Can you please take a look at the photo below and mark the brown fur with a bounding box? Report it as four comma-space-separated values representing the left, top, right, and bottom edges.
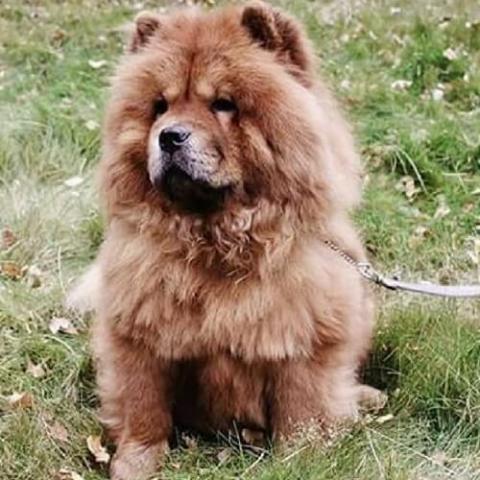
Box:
81, 2, 376, 478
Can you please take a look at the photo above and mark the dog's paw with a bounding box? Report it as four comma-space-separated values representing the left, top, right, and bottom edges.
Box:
356, 385, 388, 412
241, 428, 266, 447
110, 440, 168, 480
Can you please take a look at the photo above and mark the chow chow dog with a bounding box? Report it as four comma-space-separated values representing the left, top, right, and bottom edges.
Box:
70, 1, 381, 478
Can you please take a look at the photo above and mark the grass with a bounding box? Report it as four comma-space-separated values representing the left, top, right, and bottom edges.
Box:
1, 0, 480, 478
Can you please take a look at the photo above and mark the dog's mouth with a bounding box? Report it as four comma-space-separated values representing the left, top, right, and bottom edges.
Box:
161, 165, 231, 215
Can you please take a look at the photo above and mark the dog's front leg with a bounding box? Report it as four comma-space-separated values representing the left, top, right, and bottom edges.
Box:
269, 356, 362, 443
104, 336, 173, 480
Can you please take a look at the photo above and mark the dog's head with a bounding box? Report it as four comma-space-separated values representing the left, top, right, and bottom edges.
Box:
101, 2, 361, 261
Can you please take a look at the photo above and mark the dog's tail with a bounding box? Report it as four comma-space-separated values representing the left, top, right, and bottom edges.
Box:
65, 262, 102, 314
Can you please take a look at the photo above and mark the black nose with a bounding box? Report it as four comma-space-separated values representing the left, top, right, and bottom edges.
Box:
159, 125, 191, 153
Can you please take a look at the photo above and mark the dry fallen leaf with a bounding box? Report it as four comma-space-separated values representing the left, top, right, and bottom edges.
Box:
84, 120, 99, 131
391, 79, 412, 91
56, 469, 84, 480
51, 28, 67, 43
64, 176, 84, 188
431, 449, 448, 466
395, 176, 419, 201
69, 473, 84, 480
1, 261, 23, 280
217, 447, 232, 464
443, 48, 459, 61
431, 85, 445, 101
376, 413, 394, 424
467, 238, 480, 266
433, 196, 451, 220
49, 317, 78, 335
46, 421, 69, 443
2, 228, 16, 248
27, 361, 46, 379
434, 204, 451, 219
87, 435, 110, 464
409, 225, 429, 248
88, 59, 108, 69
182, 433, 198, 450
7, 391, 34, 409
24, 264, 43, 288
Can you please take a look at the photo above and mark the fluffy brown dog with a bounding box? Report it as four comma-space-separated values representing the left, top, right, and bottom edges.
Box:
73, 2, 379, 478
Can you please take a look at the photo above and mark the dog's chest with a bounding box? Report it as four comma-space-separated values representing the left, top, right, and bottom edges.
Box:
115, 267, 316, 361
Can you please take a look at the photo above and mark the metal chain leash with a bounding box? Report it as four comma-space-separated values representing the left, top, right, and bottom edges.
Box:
324, 240, 480, 298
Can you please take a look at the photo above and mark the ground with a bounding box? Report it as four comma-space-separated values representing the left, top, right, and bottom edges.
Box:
0, 0, 480, 479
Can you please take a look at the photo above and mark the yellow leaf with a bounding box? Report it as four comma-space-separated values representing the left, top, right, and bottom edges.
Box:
86, 435, 110, 464
1, 261, 23, 280
7, 391, 34, 409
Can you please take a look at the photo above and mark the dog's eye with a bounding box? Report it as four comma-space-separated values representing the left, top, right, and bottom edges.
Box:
153, 98, 168, 116
211, 98, 237, 113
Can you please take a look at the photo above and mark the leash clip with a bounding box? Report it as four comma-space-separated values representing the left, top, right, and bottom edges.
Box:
356, 263, 383, 285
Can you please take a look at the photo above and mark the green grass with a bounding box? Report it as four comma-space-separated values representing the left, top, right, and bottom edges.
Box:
1, 0, 480, 478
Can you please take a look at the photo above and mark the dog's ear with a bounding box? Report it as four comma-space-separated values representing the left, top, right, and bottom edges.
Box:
241, 1, 279, 50
129, 11, 162, 52
241, 1, 314, 81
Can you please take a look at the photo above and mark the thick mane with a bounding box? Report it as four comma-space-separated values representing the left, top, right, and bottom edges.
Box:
98, 4, 362, 276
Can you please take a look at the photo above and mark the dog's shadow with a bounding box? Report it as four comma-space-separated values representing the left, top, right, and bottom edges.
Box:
362, 342, 400, 394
